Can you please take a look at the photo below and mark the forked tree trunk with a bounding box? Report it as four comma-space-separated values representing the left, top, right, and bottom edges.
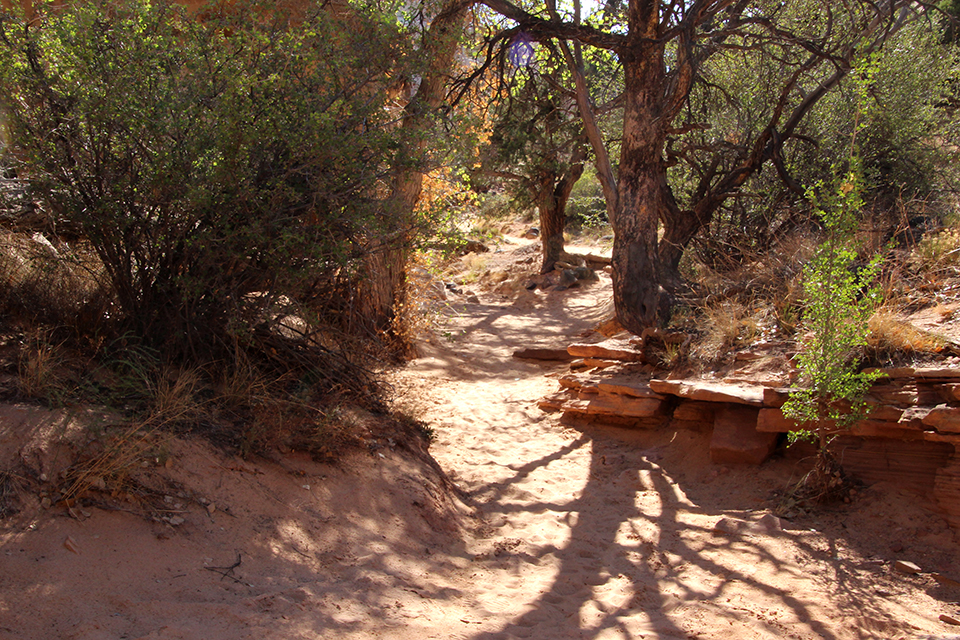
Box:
536, 145, 586, 274
657, 201, 703, 291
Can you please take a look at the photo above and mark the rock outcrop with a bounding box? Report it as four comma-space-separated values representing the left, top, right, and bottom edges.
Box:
537, 342, 960, 529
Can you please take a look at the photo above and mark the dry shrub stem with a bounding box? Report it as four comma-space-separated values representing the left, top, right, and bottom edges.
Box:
777, 450, 852, 515
0, 470, 25, 518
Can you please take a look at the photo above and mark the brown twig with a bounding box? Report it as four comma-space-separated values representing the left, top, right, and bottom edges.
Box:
204, 551, 243, 583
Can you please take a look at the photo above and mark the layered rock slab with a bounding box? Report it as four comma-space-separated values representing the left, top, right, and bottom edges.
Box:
538, 373, 668, 426
538, 357, 960, 528
709, 405, 777, 465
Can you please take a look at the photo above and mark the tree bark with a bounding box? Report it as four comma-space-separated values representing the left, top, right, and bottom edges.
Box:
537, 142, 587, 273
658, 200, 704, 289
611, 0, 669, 333
360, 0, 471, 342
538, 186, 566, 274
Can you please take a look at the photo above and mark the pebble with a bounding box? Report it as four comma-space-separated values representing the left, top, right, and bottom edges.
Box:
63, 536, 80, 554
941, 614, 960, 626
893, 560, 922, 575
167, 516, 185, 526
712, 518, 739, 535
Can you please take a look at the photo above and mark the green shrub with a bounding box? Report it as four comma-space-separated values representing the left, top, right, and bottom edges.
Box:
0, 0, 408, 361
782, 59, 886, 453
566, 169, 607, 230
781, 159, 885, 449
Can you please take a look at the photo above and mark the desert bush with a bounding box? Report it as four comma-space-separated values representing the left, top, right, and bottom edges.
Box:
677, 15, 960, 264
0, 0, 408, 363
0, 0, 420, 463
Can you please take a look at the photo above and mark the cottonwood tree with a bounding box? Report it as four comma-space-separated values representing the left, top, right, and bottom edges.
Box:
473, 0, 932, 332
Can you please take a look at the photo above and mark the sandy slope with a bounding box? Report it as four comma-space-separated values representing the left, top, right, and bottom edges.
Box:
1, 238, 959, 640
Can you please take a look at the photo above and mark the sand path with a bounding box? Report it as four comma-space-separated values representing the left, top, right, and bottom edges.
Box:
0, 243, 956, 639
390, 260, 955, 640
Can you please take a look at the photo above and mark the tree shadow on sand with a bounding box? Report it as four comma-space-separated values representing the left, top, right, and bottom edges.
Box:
462, 421, 912, 640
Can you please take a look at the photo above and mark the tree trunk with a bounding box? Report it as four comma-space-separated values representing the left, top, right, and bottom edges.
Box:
360, 0, 470, 341
658, 201, 704, 291
611, 2, 669, 334
537, 144, 586, 274
611, 162, 668, 332
538, 187, 566, 274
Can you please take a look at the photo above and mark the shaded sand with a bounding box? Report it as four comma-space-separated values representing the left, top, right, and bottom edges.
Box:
2, 240, 959, 639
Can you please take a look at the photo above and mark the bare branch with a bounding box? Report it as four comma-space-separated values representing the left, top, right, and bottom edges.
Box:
477, 0, 629, 50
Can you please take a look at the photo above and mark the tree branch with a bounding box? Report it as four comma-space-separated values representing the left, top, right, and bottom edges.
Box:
477, 0, 629, 50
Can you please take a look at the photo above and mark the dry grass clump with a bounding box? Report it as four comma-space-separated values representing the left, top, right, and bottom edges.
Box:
58, 421, 171, 507
682, 234, 815, 360
17, 330, 72, 401
0, 230, 112, 337
693, 301, 758, 359
469, 217, 507, 241
461, 252, 490, 283
772, 275, 804, 337
150, 367, 211, 427
910, 226, 960, 273
0, 470, 26, 518
866, 308, 950, 360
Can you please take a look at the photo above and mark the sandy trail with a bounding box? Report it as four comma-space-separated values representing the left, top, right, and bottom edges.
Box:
0, 242, 957, 639
392, 262, 956, 640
